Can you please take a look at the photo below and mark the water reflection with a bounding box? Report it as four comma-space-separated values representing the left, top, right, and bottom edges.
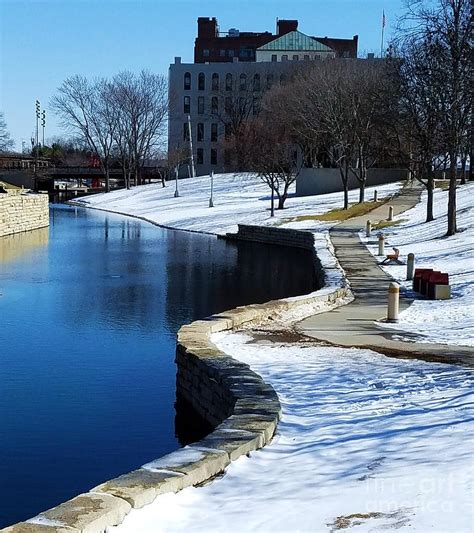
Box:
0, 205, 316, 528
0, 226, 49, 264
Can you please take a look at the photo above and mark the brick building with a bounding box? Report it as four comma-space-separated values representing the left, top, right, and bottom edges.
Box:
169, 18, 359, 177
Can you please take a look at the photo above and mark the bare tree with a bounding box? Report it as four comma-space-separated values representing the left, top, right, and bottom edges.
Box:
0, 112, 14, 152
51, 76, 116, 192
396, 0, 471, 235
111, 71, 168, 186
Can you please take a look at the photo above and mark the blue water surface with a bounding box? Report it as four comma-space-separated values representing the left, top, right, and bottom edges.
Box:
0, 205, 315, 527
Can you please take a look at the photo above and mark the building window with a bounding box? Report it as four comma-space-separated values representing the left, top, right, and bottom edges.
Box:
197, 148, 204, 165
225, 96, 232, 113
220, 49, 226, 57
211, 123, 218, 142
203, 49, 210, 57
304, 54, 310, 60
314, 54, 321, 60
225, 123, 232, 138
253, 73, 260, 91
228, 49, 234, 57
198, 73, 205, 91
226, 73, 233, 91
281, 54, 288, 61
293, 54, 299, 61
212, 73, 219, 91
271, 54, 277, 62
198, 96, 204, 114
343, 51, 350, 58
184, 72, 191, 90
239, 73, 247, 91
210, 148, 217, 165
183, 96, 190, 114
238, 96, 246, 113
183, 123, 189, 141
211, 96, 218, 114
266, 74, 273, 89
197, 122, 204, 142
280, 74, 286, 86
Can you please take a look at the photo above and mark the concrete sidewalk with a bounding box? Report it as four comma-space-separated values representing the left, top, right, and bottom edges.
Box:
298, 185, 474, 367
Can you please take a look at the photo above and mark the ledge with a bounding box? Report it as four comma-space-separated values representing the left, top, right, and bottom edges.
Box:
5, 226, 350, 533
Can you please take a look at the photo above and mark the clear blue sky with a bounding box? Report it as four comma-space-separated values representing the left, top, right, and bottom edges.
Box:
0, 0, 406, 150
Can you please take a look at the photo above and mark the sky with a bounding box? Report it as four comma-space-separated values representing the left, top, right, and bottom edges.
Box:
0, 0, 406, 150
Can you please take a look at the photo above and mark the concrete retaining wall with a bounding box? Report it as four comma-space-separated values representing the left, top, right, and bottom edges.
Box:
5, 226, 349, 533
296, 167, 409, 197
0, 192, 49, 237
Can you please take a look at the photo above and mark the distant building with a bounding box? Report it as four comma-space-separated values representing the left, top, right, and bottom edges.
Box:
169, 18, 359, 176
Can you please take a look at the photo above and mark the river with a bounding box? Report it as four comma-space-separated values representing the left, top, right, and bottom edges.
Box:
0, 205, 317, 527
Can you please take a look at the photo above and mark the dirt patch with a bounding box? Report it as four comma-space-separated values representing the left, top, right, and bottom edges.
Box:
328, 509, 411, 530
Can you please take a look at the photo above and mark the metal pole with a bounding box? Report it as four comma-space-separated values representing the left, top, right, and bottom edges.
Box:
209, 170, 214, 207
174, 166, 179, 198
187, 115, 195, 178
41, 110, 46, 147
35, 100, 40, 192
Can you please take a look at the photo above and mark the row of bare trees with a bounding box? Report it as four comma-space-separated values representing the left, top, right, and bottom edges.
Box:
51, 70, 168, 191
225, 0, 470, 234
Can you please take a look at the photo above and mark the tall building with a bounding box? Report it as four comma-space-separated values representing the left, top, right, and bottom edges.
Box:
169, 18, 359, 177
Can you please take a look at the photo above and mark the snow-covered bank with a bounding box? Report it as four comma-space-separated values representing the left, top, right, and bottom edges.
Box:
362, 183, 474, 347
75, 173, 399, 237
111, 332, 474, 533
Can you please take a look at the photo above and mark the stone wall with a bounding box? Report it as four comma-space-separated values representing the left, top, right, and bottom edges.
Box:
296, 167, 409, 197
0, 192, 49, 237
5, 225, 350, 533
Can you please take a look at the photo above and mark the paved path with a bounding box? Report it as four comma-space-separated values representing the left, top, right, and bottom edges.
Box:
298, 185, 474, 367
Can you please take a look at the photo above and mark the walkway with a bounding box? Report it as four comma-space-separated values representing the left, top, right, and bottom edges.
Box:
298, 185, 474, 367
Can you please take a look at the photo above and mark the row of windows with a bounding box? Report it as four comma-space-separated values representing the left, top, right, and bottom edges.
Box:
183, 94, 264, 115
183, 122, 220, 142
201, 48, 254, 59
196, 148, 218, 165
184, 72, 276, 92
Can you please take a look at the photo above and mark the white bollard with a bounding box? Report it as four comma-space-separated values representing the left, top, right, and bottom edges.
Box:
378, 234, 385, 256
387, 282, 400, 322
406, 253, 415, 281
366, 220, 372, 237
388, 206, 394, 221
373, 189, 378, 202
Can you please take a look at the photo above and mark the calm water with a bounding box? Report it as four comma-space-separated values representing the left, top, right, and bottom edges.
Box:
0, 205, 316, 527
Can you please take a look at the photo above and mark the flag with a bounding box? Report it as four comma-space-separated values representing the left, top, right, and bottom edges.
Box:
382, 10, 386, 28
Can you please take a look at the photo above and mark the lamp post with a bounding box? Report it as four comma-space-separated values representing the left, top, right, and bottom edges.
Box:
41, 110, 46, 147
209, 170, 214, 207
35, 100, 40, 191
174, 166, 179, 197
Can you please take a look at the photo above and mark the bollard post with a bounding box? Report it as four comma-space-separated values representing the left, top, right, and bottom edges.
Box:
387, 282, 400, 322
388, 206, 394, 221
373, 189, 378, 202
406, 253, 415, 281
366, 220, 371, 237
378, 234, 385, 256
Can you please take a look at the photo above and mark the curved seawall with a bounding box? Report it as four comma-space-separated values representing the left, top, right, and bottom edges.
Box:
5, 225, 350, 533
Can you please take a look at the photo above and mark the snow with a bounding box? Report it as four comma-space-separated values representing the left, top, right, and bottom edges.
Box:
111, 332, 474, 533
362, 183, 474, 347
74, 173, 399, 238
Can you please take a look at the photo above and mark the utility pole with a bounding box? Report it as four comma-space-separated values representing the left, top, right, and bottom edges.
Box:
35, 100, 40, 192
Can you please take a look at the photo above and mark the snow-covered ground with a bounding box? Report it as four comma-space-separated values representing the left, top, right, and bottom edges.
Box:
75, 173, 398, 237
112, 333, 474, 533
362, 183, 474, 347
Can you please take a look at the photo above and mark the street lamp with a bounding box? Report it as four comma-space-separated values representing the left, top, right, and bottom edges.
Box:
209, 170, 214, 207
41, 110, 46, 147
174, 166, 179, 197
34, 100, 40, 191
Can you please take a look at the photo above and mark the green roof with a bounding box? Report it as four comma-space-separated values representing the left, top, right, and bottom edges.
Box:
257, 31, 333, 52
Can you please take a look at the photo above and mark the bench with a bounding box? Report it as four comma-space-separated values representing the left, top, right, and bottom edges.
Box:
413, 268, 433, 292
380, 247, 403, 265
